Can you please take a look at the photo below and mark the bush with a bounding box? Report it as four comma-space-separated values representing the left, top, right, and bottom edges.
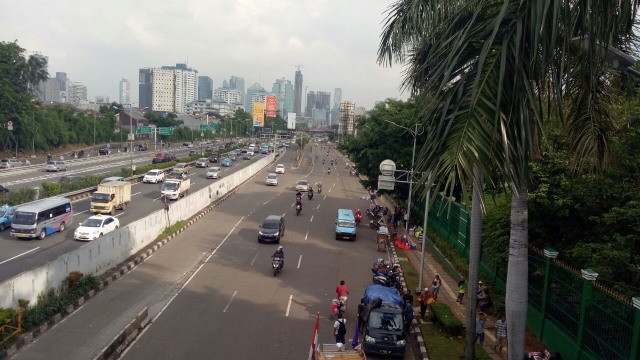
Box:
429, 302, 463, 336
0, 188, 37, 205
41, 182, 62, 197
0, 308, 15, 324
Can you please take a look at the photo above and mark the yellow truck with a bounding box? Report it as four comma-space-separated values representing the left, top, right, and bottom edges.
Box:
90, 181, 132, 215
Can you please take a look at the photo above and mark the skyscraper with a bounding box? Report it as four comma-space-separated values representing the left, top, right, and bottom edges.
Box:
294, 69, 303, 116
245, 83, 266, 115
333, 88, 342, 110
138, 69, 152, 109
229, 76, 245, 105
119, 78, 130, 104
67, 82, 87, 106
271, 78, 294, 116
305, 91, 316, 117
316, 91, 331, 111
198, 76, 213, 101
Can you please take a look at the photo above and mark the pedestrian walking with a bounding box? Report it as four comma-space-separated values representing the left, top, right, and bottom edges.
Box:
334, 313, 347, 345
432, 275, 442, 301
402, 290, 414, 306
475, 312, 487, 346
494, 314, 507, 353
419, 287, 430, 320
403, 299, 414, 330
357, 298, 365, 332
456, 278, 466, 303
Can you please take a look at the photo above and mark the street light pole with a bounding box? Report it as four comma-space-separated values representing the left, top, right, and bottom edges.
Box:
93, 112, 96, 146
129, 104, 134, 175
382, 119, 423, 230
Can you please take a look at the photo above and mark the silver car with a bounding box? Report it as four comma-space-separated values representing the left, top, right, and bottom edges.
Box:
195, 158, 209, 168
0, 159, 24, 169
44, 161, 67, 172
206, 167, 221, 179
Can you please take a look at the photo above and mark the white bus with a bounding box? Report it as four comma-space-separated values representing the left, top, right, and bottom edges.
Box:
11, 197, 73, 240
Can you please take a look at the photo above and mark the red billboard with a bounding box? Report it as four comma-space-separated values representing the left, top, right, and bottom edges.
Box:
266, 95, 277, 117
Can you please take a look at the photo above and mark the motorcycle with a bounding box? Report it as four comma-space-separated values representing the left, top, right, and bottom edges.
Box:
331, 296, 348, 317
317, 185, 322, 194
272, 257, 283, 276
307, 191, 313, 200
296, 203, 302, 216
327, 168, 331, 174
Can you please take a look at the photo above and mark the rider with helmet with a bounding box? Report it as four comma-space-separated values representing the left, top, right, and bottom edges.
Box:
273, 246, 284, 268
296, 191, 302, 204
317, 182, 322, 193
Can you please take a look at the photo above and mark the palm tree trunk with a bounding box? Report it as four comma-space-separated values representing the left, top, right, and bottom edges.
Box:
465, 166, 484, 359
506, 187, 529, 359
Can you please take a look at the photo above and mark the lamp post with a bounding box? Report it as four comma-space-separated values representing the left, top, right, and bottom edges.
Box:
93, 112, 96, 146
382, 119, 424, 230
129, 104, 134, 175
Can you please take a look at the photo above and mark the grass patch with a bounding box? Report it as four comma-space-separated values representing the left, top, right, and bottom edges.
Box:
156, 220, 187, 240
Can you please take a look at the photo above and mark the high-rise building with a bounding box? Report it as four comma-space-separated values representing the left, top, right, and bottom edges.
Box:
229, 76, 245, 104
316, 91, 331, 111
339, 101, 355, 136
214, 88, 242, 104
67, 82, 87, 106
141, 63, 198, 113
294, 69, 303, 116
56, 72, 68, 102
40, 78, 62, 103
333, 88, 342, 110
119, 78, 130, 104
138, 69, 152, 109
246, 83, 266, 115
271, 78, 294, 116
95, 95, 110, 104
305, 91, 316, 117
198, 76, 213, 101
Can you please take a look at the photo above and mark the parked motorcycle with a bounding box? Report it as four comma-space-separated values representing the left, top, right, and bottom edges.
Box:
272, 257, 283, 276
296, 203, 302, 216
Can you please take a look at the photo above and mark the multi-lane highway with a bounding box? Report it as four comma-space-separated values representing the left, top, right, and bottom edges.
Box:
0, 145, 265, 282
13, 144, 418, 360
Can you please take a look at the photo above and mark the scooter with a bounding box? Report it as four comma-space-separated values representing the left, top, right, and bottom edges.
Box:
307, 191, 313, 200
318, 185, 322, 194
272, 257, 283, 277
296, 203, 302, 216
331, 296, 348, 317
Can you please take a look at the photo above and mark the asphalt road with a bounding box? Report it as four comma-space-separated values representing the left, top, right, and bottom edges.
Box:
13, 144, 418, 360
0, 146, 265, 282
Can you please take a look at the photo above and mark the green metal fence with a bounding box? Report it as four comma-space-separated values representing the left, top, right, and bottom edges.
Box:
426, 194, 640, 360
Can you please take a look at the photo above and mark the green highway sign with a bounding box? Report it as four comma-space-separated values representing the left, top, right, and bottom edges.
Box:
136, 126, 152, 134
158, 127, 173, 135
199, 124, 219, 131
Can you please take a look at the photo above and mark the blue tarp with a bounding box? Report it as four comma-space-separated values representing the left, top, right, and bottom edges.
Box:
363, 284, 403, 306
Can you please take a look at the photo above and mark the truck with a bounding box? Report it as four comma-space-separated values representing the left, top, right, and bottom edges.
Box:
90, 181, 132, 215
361, 285, 406, 358
161, 178, 190, 200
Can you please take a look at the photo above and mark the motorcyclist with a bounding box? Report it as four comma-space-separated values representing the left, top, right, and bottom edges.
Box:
307, 187, 314, 199
272, 246, 284, 269
296, 191, 302, 204
317, 182, 322, 193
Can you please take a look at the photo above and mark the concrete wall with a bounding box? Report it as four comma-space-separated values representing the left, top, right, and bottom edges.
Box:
0, 153, 275, 308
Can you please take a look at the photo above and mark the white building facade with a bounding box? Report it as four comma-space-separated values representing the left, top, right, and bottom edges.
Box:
214, 88, 242, 104
149, 64, 197, 114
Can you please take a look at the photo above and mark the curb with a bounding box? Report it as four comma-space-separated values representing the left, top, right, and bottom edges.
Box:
1, 155, 277, 359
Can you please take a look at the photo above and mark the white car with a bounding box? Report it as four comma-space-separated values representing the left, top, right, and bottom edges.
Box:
275, 164, 285, 174
0, 159, 24, 169
101, 176, 125, 184
74, 215, 120, 241
295, 179, 309, 192
206, 167, 221, 179
143, 169, 165, 183
195, 158, 209, 168
266, 173, 278, 186
44, 161, 67, 172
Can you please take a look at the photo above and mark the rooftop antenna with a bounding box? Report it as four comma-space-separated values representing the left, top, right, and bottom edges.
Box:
294, 64, 303, 71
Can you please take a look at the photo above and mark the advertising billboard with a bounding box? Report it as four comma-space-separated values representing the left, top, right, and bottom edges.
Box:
253, 102, 265, 127
286, 113, 296, 130
265, 95, 277, 118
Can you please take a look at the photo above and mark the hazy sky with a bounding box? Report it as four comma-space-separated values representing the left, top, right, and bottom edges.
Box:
2, 0, 408, 110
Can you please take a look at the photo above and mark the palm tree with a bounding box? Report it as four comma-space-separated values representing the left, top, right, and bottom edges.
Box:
378, 0, 638, 358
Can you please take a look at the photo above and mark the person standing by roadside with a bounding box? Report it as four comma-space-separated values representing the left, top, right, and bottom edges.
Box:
357, 298, 366, 332
456, 278, 466, 303
334, 313, 347, 345
431, 275, 442, 301
475, 312, 487, 346
403, 299, 414, 330
419, 287, 430, 320
494, 314, 507, 354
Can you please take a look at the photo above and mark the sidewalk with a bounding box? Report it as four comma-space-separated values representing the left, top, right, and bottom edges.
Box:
376, 195, 506, 360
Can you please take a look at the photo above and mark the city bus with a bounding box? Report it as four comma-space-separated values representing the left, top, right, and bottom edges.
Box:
10, 197, 73, 240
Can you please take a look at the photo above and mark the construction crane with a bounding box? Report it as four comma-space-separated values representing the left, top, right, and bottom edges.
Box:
294, 64, 304, 71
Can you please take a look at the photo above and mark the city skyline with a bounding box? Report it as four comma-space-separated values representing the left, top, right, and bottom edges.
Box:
1, 0, 406, 111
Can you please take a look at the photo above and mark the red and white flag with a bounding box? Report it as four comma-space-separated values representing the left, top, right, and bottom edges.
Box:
308, 313, 320, 360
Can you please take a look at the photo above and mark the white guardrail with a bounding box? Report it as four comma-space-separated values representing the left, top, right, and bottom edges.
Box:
0, 153, 276, 308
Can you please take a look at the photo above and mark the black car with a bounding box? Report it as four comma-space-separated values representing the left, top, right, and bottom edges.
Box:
235, 149, 243, 155
98, 148, 111, 155
258, 215, 285, 243
208, 154, 219, 163
138, 144, 149, 151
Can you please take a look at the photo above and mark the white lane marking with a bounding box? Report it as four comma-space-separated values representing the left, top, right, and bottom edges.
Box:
235, 217, 244, 227
323, 196, 327, 200
0, 247, 40, 265
291, 202, 294, 207
152, 195, 163, 201
223, 290, 238, 313
282, 212, 286, 218
297, 255, 302, 269
132, 192, 141, 196
328, 189, 332, 193
250, 252, 259, 267
333, 183, 336, 187
73, 210, 88, 217
154, 215, 244, 322
310, 215, 314, 222
304, 231, 308, 241
114, 212, 125, 218
285, 295, 293, 317
316, 204, 320, 209
263, 201, 269, 205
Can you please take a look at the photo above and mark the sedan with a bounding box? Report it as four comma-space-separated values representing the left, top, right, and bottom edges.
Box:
206, 167, 221, 179
209, 155, 219, 163
101, 176, 125, 184
221, 158, 233, 167
295, 179, 309, 192
143, 170, 165, 183
266, 173, 278, 186
275, 164, 285, 174
44, 161, 67, 172
74, 215, 120, 241
0, 159, 24, 169
195, 158, 209, 168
